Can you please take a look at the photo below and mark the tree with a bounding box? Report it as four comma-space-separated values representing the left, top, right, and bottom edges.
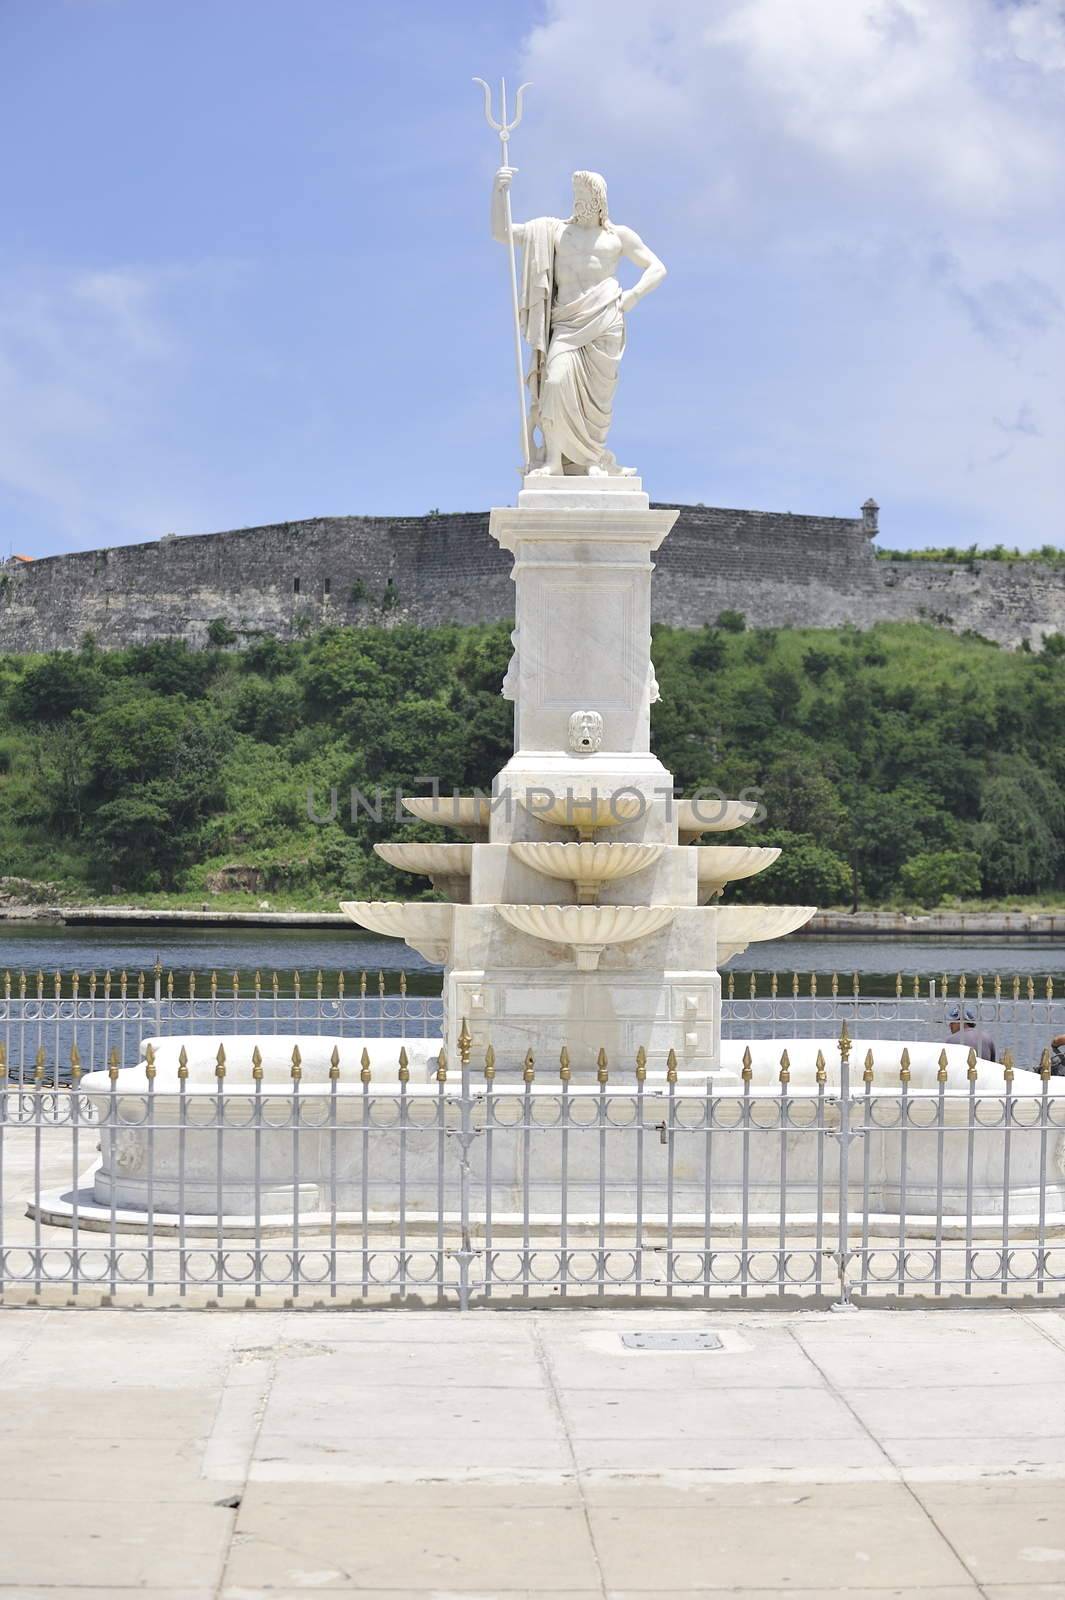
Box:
206, 617, 237, 648
899, 850, 982, 906
976, 756, 1064, 895
8, 654, 103, 722
716, 609, 746, 633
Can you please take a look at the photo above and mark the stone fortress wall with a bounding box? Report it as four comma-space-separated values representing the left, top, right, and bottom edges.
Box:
0, 499, 1061, 651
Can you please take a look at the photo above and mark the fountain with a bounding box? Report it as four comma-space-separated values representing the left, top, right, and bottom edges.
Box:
340, 469, 815, 1075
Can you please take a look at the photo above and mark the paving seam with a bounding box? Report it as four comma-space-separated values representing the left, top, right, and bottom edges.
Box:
787, 1321, 988, 1594
532, 1315, 609, 1600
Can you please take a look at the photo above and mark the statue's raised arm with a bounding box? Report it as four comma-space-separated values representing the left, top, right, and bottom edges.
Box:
491, 166, 526, 245
490, 166, 667, 477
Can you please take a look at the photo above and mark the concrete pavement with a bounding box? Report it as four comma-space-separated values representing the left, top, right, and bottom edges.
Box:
0, 1304, 1063, 1595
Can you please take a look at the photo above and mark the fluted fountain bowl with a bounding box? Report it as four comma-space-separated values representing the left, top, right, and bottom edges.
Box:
520, 794, 645, 839
375, 843, 473, 901
497, 903, 675, 971
714, 903, 817, 964
339, 901, 455, 963
695, 845, 781, 901
510, 841, 664, 903
677, 798, 758, 841
401, 796, 490, 839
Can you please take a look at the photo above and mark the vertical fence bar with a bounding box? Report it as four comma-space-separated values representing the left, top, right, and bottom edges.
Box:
964, 1047, 977, 1295
557, 1047, 568, 1301
522, 1050, 534, 1300
215, 1046, 226, 1300
1036, 1049, 1051, 1295
666, 1048, 678, 1300
398, 1046, 408, 1298
814, 1050, 826, 1297
739, 1047, 751, 1300
484, 1045, 496, 1301
291, 1046, 302, 1301
145, 1044, 156, 1298
328, 1045, 339, 1298
456, 1021, 473, 1313
777, 1050, 790, 1299
1000, 1051, 1014, 1297
596, 1048, 608, 1301
896, 1049, 910, 1298
435, 1046, 447, 1305
934, 1049, 948, 1297
178, 1047, 189, 1300
107, 1049, 119, 1298
635, 1047, 647, 1299
833, 1025, 855, 1310
360, 1048, 371, 1302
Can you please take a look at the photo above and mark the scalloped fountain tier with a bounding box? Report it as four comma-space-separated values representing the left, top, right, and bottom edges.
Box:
677, 798, 759, 841
375, 842, 473, 901
519, 793, 645, 840
510, 841, 663, 903
401, 796, 490, 839
496, 903, 676, 971
695, 845, 781, 901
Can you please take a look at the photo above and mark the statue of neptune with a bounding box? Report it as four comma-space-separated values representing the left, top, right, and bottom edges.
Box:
492, 167, 666, 476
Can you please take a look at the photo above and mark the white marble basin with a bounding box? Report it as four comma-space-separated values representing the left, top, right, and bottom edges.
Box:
339, 901, 454, 963
510, 841, 664, 903
695, 845, 781, 901
375, 843, 472, 901
401, 796, 490, 839
521, 794, 645, 839
715, 903, 817, 964
497, 903, 675, 970
677, 797, 758, 841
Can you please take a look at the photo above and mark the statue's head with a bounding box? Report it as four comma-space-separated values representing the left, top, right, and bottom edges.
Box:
571, 170, 609, 227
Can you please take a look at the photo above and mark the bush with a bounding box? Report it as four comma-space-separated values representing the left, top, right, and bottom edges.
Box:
898, 849, 982, 906
716, 609, 746, 633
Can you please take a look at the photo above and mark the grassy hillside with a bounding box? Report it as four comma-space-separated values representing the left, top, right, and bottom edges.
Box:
0, 619, 1062, 911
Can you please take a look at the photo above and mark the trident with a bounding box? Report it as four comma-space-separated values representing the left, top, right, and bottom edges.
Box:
474, 76, 532, 472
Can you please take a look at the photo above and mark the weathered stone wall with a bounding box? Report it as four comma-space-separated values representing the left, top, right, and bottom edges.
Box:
0, 503, 1060, 651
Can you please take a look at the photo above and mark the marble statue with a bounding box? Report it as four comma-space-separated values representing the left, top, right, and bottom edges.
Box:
491, 167, 666, 476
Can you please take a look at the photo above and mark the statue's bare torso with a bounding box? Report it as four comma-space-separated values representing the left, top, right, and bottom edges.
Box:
552, 222, 624, 302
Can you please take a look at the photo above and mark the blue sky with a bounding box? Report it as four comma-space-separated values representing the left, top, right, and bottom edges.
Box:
1, 0, 1062, 558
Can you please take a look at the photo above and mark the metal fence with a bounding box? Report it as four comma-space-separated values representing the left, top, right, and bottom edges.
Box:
2, 1025, 1063, 1307
2, 967, 1062, 1084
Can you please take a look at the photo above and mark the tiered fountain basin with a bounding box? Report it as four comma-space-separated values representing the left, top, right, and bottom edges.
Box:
44, 1034, 1062, 1231
496, 903, 675, 971
510, 840, 664, 903
520, 793, 645, 839
375, 842, 473, 902
401, 796, 490, 839
677, 798, 759, 841
695, 845, 781, 901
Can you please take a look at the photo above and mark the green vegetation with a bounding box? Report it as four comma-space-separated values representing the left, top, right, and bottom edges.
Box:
875, 542, 1065, 566
0, 621, 1062, 911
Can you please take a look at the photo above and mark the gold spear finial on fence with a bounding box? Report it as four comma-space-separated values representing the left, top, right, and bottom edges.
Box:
863, 1049, 875, 1084
108, 1047, 120, 1083
458, 1018, 472, 1067
558, 1045, 570, 1083
144, 1042, 156, 1082
899, 1047, 911, 1085
177, 1045, 189, 1082
596, 1046, 609, 1085
216, 1043, 226, 1081
937, 1048, 949, 1084
34, 1046, 45, 1086
251, 1045, 263, 1082
667, 1046, 679, 1084
1003, 1047, 1015, 1085
779, 1048, 790, 1085
397, 1046, 410, 1084
837, 1021, 851, 1066
329, 1044, 341, 1082
70, 1043, 81, 1084
290, 1045, 302, 1081
635, 1044, 647, 1082
484, 1042, 496, 1082
815, 1048, 827, 1086
967, 1046, 978, 1082
436, 1047, 448, 1083
523, 1048, 536, 1084
741, 1045, 752, 1084
360, 1047, 372, 1084
1039, 1047, 1052, 1081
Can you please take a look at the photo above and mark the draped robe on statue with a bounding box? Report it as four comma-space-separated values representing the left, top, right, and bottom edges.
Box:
518, 217, 627, 473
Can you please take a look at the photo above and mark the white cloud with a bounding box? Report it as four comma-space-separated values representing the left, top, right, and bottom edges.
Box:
516, 0, 1065, 544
